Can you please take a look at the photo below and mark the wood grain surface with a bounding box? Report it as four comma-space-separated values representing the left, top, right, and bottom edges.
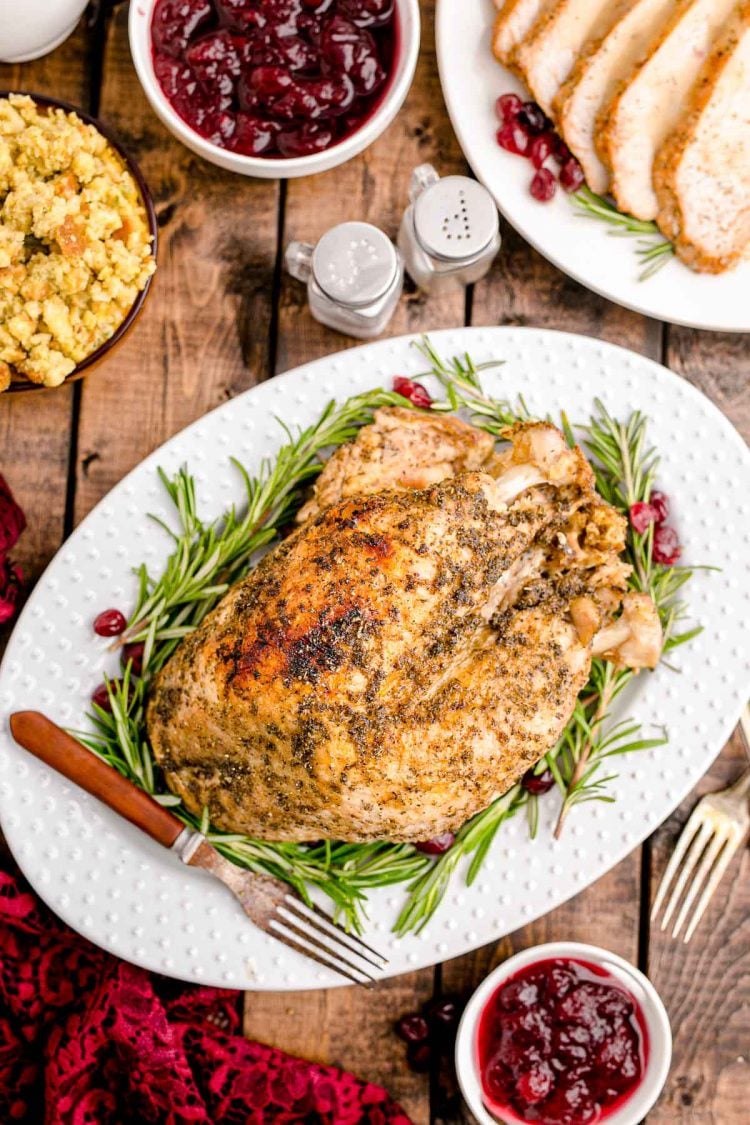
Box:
0, 4, 747, 1123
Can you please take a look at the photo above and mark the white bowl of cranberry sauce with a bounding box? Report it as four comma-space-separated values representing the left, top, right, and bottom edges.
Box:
455, 942, 672, 1125
129, 0, 420, 178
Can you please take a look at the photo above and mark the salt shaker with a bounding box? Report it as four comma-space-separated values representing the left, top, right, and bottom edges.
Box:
398, 165, 501, 293
285, 221, 403, 340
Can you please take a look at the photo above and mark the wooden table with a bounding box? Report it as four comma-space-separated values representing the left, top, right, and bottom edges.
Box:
1, 5, 748, 1122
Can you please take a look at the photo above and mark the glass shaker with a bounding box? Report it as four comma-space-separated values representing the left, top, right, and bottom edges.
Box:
285, 221, 404, 340
398, 164, 501, 293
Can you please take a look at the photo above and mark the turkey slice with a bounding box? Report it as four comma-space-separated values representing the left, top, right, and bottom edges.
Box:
555, 0, 676, 194
654, 2, 750, 273
599, 0, 739, 221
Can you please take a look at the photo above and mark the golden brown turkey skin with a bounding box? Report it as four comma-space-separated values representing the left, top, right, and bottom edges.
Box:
147, 453, 599, 842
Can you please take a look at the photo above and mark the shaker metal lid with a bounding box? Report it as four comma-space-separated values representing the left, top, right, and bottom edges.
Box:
312, 221, 399, 308
413, 176, 499, 261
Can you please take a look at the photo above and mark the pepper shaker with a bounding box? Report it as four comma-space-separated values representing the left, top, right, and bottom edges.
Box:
398, 164, 501, 293
285, 221, 403, 340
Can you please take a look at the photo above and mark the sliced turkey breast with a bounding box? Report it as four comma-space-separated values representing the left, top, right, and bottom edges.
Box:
654, 3, 750, 272
599, 0, 739, 221
492, 0, 558, 69
555, 0, 676, 194
513, 0, 634, 118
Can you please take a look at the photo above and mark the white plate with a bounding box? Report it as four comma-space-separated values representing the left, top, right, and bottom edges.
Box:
436, 0, 750, 333
1, 328, 748, 990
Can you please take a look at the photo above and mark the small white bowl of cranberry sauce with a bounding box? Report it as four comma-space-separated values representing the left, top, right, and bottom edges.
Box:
129, 0, 420, 178
455, 942, 672, 1125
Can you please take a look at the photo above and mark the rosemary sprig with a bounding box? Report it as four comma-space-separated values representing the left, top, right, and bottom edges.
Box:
572, 186, 675, 281
79, 340, 700, 936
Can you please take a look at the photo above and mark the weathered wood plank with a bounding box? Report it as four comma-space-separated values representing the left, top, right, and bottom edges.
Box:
0, 26, 94, 652
72, 5, 280, 523
647, 732, 749, 1124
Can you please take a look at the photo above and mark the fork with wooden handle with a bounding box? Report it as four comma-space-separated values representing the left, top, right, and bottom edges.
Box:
9, 711, 386, 986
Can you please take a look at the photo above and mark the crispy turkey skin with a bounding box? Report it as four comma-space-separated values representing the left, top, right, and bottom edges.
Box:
147, 415, 659, 842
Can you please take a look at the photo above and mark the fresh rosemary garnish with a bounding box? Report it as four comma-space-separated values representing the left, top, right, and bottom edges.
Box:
572, 186, 675, 281
80, 338, 700, 935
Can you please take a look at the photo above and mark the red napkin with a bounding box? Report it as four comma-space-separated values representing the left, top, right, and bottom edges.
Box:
0, 474, 25, 625
0, 854, 413, 1124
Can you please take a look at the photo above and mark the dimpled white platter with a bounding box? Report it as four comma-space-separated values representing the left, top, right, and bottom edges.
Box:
436, 0, 750, 332
0, 328, 748, 991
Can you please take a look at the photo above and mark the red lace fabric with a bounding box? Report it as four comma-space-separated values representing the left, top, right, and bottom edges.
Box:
0, 856, 413, 1125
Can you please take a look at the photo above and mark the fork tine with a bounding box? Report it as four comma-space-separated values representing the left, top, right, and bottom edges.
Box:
286, 897, 387, 969
682, 831, 743, 943
272, 914, 379, 986
670, 827, 728, 939
268, 922, 373, 987
659, 818, 713, 930
651, 807, 703, 921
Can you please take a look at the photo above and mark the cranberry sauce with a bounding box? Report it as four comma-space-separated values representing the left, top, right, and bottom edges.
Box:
477, 958, 648, 1125
151, 0, 399, 158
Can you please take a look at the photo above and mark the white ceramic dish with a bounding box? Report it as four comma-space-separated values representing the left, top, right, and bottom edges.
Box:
0, 328, 748, 990
455, 941, 672, 1125
435, 0, 750, 333
128, 0, 420, 179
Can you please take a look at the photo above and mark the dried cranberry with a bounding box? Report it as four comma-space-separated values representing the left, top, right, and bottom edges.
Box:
649, 490, 669, 524
530, 167, 556, 202
495, 92, 524, 124
277, 122, 334, 156
522, 766, 555, 794
406, 1041, 431, 1072
559, 156, 585, 193
392, 376, 433, 408
91, 683, 113, 712
122, 642, 146, 676
152, 0, 213, 57
425, 996, 462, 1033
415, 832, 455, 855
629, 501, 657, 535
554, 136, 572, 162
395, 1013, 429, 1043
496, 122, 530, 156
518, 100, 548, 134
93, 609, 127, 637
529, 132, 554, 170
653, 525, 682, 566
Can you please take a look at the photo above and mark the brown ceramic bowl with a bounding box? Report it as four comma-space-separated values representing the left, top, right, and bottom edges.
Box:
1, 91, 158, 395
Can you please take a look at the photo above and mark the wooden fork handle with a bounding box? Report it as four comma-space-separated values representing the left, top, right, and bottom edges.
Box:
9, 711, 183, 850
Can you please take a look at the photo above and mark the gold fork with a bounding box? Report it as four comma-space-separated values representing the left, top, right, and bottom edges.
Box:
651, 707, 750, 943
9, 711, 386, 986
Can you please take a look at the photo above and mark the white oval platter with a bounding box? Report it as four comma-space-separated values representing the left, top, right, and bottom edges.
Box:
0, 328, 748, 990
435, 0, 750, 333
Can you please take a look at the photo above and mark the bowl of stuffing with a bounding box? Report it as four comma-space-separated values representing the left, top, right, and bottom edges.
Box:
0, 92, 158, 394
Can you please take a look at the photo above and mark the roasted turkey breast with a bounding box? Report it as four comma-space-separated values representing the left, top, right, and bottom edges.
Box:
148, 416, 661, 843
